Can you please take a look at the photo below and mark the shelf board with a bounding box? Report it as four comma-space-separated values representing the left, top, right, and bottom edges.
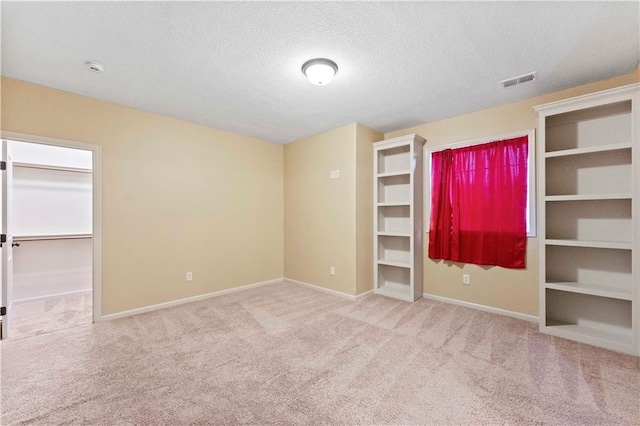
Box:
545, 142, 631, 158
14, 162, 93, 174
377, 259, 411, 269
544, 320, 633, 347
375, 282, 413, 302
377, 202, 410, 207
377, 231, 411, 237
545, 239, 631, 250
14, 233, 93, 242
377, 170, 411, 178
545, 193, 632, 202
545, 281, 632, 301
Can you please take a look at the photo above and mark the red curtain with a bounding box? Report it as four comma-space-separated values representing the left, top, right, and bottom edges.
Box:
428, 136, 528, 268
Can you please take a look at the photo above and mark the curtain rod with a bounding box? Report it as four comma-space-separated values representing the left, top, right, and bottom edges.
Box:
426, 129, 534, 153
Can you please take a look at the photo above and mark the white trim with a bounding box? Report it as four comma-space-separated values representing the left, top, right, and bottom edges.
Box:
355, 289, 374, 301
100, 278, 283, 321
424, 129, 536, 237
284, 278, 359, 301
92, 144, 103, 323
0, 131, 103, 324
13, 289, 91, 305
534, 83, 640, 115
422, 292, 539, 323
374, 133, 420, 150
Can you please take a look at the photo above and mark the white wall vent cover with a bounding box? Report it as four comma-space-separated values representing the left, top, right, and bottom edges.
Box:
499, 71, 538, 88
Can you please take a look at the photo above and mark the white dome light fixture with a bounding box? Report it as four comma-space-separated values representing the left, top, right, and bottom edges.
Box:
302, 58, 338, 86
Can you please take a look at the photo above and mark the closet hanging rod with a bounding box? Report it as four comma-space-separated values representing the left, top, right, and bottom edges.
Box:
13, 162, 92, 174
14, 234, 93, 242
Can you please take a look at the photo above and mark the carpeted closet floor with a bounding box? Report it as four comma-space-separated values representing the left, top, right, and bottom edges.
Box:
8, 292, 92, 339
1, 280, 638, 425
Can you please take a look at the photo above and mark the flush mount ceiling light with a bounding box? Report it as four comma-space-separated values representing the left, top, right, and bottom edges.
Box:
85, 61, 104, 73
301, 58, 338, 86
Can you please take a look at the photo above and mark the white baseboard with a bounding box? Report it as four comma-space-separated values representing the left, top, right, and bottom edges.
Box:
99, 278, 283, 321
422, 293, 539, 323
355, 289, 374, 301
13, 289, 92, 305
284, 278, 366, 301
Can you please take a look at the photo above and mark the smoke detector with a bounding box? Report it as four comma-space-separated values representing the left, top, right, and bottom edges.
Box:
85, 61, 104, 73
499, 71, 537, 88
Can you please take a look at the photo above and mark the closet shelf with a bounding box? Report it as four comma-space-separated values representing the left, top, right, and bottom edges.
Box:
13, 162, 92, 174
14, 234, 93, 242
545, 193, 632, 201
544, 142, 631, 158
545, 239, 631, 250
545, 281, 632, 301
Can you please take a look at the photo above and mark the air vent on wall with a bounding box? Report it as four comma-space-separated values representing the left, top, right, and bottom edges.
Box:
499, 71, 537, 88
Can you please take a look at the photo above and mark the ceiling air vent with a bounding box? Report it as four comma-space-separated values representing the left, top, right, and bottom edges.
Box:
499, 71, 537, 88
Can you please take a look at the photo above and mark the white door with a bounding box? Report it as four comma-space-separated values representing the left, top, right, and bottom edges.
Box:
1, 140, 14, 339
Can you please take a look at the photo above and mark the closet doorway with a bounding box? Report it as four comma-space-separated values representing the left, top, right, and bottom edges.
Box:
0, 133, 101, 339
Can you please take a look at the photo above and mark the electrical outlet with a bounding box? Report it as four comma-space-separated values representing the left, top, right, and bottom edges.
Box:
186, 271, 193, 281
330, 170, 340, 179
330, 266, 336, 276
462, 274, 470, 285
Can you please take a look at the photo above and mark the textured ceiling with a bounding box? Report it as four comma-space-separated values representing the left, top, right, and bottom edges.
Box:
2, 1, 639, 144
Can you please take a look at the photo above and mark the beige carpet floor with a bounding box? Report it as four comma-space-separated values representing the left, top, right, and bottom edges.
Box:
8, 292, 92, 339
1, 280, 638, 425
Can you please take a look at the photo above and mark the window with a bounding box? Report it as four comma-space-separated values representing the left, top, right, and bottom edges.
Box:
425, 130, 535, 268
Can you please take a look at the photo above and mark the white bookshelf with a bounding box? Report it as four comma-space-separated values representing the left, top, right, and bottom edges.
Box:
373, 134, 425, 302
535, 83, 639, 356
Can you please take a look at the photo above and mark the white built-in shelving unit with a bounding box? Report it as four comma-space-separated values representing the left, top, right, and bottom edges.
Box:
373, 134, 424, 302
535, 83, 639, 356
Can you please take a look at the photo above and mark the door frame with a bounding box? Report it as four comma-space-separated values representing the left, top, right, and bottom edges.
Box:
0, 131, 102, 323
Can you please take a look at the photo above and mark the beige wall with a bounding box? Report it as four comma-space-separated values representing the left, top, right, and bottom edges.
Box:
1, 77, 284, 315
355, 124, 383, 295
283, 122, 381, 297
386, 68, 640, 316
284, 123, 358, 294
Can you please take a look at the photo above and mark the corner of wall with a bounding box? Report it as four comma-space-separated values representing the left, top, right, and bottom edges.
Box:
354, 123, 383, 296
283, 123, 358, 295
